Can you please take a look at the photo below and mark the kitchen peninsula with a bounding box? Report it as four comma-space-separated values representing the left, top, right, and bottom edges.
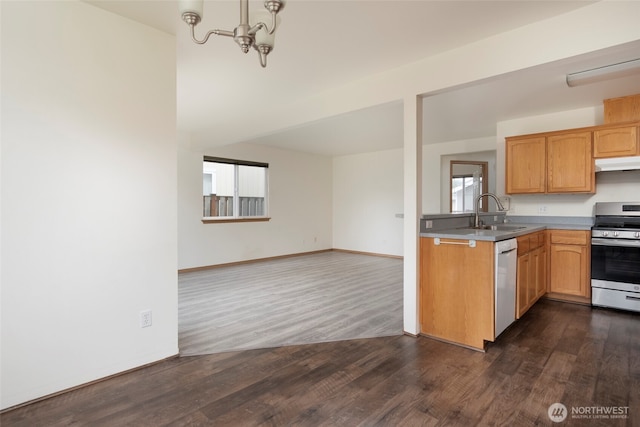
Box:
419, 212, 592, 351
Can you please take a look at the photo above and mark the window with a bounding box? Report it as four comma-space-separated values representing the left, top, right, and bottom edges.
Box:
450, 161, 488, 213
202, 156, 269, 221
451, 175, 484, 213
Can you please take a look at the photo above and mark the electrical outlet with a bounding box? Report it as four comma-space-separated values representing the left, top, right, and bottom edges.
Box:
498, 196, 511, 211
140, 309, 152, 328
538, 205, 548, 214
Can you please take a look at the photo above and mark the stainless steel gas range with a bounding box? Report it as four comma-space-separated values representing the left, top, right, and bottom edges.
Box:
591, 202, 640, 313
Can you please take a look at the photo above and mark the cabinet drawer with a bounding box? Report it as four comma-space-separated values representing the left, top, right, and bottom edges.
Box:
517, 235, 531, 255
549, 230, 589, 245
531, 231, 545, 249
592, 287, 640, 312
517, 231, 545, 255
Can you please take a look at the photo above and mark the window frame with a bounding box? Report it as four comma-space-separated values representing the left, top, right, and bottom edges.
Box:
202, 156, 270, 224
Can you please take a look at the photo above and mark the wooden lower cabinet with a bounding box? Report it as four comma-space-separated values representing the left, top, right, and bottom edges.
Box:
547, 230, 591, 301
419, 229, 591, 349
516, 231, 546, 318
420, 237, 495, 350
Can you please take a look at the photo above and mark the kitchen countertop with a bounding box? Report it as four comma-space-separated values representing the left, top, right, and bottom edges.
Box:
420, 222, 591, 242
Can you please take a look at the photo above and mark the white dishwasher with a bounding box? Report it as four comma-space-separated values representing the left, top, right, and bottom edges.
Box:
495, 238, 518, 338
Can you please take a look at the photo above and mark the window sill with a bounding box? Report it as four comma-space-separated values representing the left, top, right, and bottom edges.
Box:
201, 217, 271, 224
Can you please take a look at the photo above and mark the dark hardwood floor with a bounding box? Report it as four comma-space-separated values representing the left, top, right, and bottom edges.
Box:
2, 300, 638, 426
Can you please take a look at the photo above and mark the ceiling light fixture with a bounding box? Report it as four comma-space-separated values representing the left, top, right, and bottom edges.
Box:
566, 58, 640, 87
179, 0, 285, 68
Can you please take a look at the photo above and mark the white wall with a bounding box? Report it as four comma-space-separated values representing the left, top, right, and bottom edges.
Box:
333, 149, 404, 257
497, 107, 640, 217
1, 1, 177, 409
178, 140, 333, 269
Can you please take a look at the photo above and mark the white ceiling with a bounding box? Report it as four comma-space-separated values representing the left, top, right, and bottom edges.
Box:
86, 1, 640, 156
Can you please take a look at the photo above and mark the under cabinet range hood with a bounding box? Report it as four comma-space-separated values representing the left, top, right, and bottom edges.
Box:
595, 156, 640, 172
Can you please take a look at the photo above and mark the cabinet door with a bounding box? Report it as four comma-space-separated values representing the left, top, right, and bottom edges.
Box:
516, 254, 530, 319
604, 94, 640, 123
532, 246, 547, 300
506, 136, 546, 194
548, 244, 590, 297
547, 131, 594, 193
593, 126, 639, 158
526, 250, 537, 308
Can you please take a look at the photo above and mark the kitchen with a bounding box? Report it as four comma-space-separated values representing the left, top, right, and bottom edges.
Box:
419, 93, 640, 351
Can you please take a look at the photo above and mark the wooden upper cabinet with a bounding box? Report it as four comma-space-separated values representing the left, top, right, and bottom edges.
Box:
546, 131, 594, 193
505, 136, 546, 194
504, 103, 640, 194
507, 131, 594, 194
593, 125, 639, 158
604, 93, 640, 124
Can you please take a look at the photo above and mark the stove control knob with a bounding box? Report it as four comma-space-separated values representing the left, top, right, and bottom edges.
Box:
613, 231, 619, 237
602, 231, 609, 237
635, 232, 640, 238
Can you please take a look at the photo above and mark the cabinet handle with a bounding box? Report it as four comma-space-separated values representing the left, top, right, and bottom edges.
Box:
625, 295, 640, 302
434, 238, 476, 248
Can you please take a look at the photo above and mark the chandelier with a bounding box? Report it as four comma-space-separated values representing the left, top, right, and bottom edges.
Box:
179, 0, 285, 68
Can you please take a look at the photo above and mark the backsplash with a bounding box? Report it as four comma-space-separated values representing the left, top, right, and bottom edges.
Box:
420, 213, 593, 234
506, 215, 593, 227
420, 212, 507, 233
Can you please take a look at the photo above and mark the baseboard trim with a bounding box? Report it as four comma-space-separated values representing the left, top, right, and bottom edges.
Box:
544, 293, 591, 306
0, 354, 179, 414
403, 331, 419, 338
178, 250, 332, 273
331, 248, 403, 259
178, 249, 402, 273
419, 333, 486, 353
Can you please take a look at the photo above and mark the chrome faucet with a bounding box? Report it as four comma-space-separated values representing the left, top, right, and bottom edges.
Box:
475, 193, 506, 228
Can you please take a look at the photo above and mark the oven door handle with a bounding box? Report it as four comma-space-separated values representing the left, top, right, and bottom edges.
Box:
591, 238, 640, 247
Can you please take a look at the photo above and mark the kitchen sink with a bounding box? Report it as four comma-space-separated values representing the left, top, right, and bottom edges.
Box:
463, 224, 527, 231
